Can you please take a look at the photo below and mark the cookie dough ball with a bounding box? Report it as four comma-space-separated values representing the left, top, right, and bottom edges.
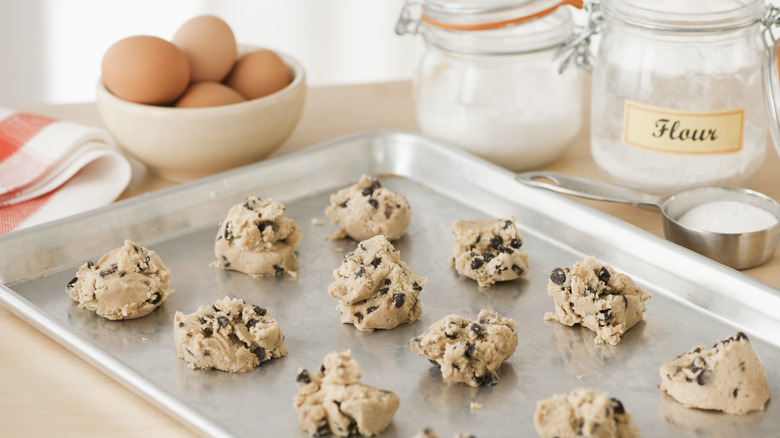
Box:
450, 218, 530, 287
534, 388, 639, 438
174, 296, 287, 373
410, 310, 517, 387
659, 332, 770, 415
214, 197, 302, 277
544, 257, 650, 346
66, 240, 172, 320
325, 175, 411, 241
328, 235, 425, 331
293, 350, 400, 437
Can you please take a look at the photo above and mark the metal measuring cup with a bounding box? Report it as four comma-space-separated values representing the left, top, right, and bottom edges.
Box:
516, 172, 780, 270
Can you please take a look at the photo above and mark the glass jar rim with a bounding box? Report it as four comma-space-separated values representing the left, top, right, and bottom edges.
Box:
602, 0, 765, 31
421, 0, 581, 30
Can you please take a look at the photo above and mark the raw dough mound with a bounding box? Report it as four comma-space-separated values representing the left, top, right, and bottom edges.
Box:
66, 240, 173, 320
213, 196, 302, 277
324, 175, 412, 241
174, 296, 287, 372
415, 429, 477, 438
534, 388, 639, 438
544, 257, 650, 345
659, 332, 771, 415
328, 235, 425, 331
410, 310, 517, 387
293, 350, 400, 437
450, 217, 530, 287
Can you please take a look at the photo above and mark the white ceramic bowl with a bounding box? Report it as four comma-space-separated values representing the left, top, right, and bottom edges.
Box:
97, 48, 306, 182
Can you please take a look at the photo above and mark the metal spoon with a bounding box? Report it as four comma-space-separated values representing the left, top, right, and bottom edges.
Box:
516, 171, 780, 270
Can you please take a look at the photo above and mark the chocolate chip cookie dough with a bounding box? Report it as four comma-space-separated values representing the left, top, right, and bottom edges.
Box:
544, 257, 650, 346
659, 332, 771, 415
213, 196, 302, 277
328, 235, 425, 331
325, 175, 411, 241
174, 296, 287, 373
534, 388, 639, 438
450, 218, 530, 287
293, 350, 400, 437
410, 310, 517, 387
66, 240, 172, 320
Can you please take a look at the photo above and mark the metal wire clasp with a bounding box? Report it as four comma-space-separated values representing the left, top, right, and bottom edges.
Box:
555, 0, 603, 73
396, 0, 424, 36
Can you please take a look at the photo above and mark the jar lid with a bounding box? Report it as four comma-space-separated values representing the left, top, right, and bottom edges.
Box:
421, 0, 582, 30
602, 0, 764, 31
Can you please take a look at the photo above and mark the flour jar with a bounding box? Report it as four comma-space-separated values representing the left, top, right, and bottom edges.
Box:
568, 0, 770, 196
396, 0, 585, 170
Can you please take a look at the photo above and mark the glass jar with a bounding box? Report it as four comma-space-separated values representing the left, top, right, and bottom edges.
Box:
585, 0, 768, 195
396, 0, 584, 170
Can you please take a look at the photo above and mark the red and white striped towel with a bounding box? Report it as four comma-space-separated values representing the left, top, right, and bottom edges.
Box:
0, 108, 131, 234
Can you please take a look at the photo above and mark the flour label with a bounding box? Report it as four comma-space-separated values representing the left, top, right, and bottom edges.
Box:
622, 100, 744, 154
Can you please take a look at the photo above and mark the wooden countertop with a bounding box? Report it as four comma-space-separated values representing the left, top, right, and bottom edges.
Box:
2, 80, 779, 436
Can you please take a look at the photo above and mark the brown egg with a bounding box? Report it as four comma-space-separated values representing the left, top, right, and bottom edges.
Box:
102, 35, 190, 105
175, 82, 246, 108
225, 49, 290, 100
173, 15, 237, 83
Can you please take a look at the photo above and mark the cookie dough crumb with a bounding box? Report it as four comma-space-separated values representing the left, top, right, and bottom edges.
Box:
293, 350, 400, 437
544, 257, 650, 345
328, 235, 425, 331
414, 429, 477, 438
450, 217, 530, 287
312, 217, 325, 226
174, 296, 287, 373
410, 310, 517, 387
66, 240, 173, 320
659, 332, 771, 415
213, 197, 302, 277
577, 375, 584, 380
470, 401, 483, 412
534, 388, 639, 438
325, 175, 412, 241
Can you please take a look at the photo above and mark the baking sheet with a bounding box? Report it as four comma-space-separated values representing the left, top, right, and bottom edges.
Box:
2, 130, 780, 437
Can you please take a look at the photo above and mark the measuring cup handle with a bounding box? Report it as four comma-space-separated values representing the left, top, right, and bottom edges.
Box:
515, 171, 663, 210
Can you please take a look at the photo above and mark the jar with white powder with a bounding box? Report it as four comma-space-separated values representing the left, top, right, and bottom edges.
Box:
563, 0, 769, 195
396, 0, 584, 170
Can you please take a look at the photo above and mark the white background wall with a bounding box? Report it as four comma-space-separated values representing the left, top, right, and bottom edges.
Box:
0, 0, 425, 104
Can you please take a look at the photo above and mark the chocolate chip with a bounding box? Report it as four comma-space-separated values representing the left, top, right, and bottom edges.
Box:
355, 266, 366, 278
598, 308, 613, 322
320, 364, 326, 374
370, 179, 382, 189
273, 265, 284, 274
412, 282, 422, 291
366, 306, 378, 314
482, 252, 495, 262
353, 312, 364, 323
393, 293, 405, 308
691, 357, 706, 373
550, 268, 566, 285
253, 306, 267, 316
384, 278, 392, 285
224, 223, 234, 241
504, 220, 513, 229
67, 277, 78, 288
470, 258, 484, 270
475, 372, 498, 386
378, 287, 389, 295
119, 271, 127, 277
258, 220, 275, 232
204, 328, 213, 337
252, 346, 266, 362
490, 235, 503, 249
339, 201, 348, 208
697, 369, 714, 385
464, 341, 475, 358
218, 316, 229, 328
243, 200, 254, 210
475, 235, 481, 244
297, 370, 311, 383
359, 243, 367, 251
221, 255, 230, 267
470, 323, 485, 338
148, 292, 161, 305
99, 263, 118, 277
247, 319, 259, 330
355, 299, 367, 305
622, 295, 628, 307
598, 267, 611, 284
497, 245, 514, 254
361, 187, 374, 196
509, 238, 522, 249
368, 199, 379, 208
384, 204, 393, 219
316, 424, 330, 435
87, 261, 94, 269
371, 257, 382, 268
735, 332, 749, 342
733, 388, 739, 398
203, 350, 210, 356
610, 398, 625, 414
178, 322, 184, 328
511, 264, 524, 274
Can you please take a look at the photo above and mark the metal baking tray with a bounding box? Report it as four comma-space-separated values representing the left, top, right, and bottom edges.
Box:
2, 130, 780, 437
